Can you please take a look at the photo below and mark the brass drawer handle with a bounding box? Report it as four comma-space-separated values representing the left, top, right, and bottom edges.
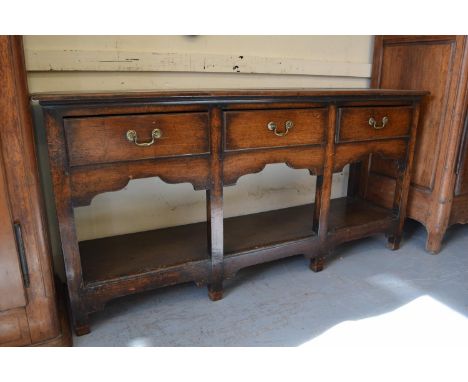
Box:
267, 120, 294, 137
126, 128, 162, 147
368, 116, 389, 130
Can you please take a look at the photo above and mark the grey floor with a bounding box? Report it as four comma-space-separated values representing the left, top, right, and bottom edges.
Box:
74, 220, 468, 347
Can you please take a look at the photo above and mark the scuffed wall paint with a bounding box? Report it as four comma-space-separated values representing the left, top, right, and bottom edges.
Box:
25, 50, 371, 77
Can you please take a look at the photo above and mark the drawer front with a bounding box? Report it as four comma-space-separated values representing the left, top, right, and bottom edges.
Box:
337, 106, 412, 143
64, 112, 209, 167
224, 108, 327, 151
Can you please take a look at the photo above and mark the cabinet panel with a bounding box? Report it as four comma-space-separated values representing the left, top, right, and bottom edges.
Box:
375, 39, 455, 190
0, 155, 26, 312
0, 308, 31, 346
368, 35, 468, 254
0, 36, 66, 345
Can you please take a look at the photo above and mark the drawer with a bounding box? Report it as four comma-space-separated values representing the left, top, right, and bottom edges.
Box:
64, 112, 209, 167
337, 106, 412, 143
224, 108, 326, 151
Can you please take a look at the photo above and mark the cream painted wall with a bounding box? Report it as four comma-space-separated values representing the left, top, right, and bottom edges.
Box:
24, 36, 373, 241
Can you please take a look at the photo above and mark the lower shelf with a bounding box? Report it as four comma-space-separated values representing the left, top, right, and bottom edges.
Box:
80, 222, 209, 284
329, 196, 394, 232
79, 196, 393, 285
225, 203, 316, 254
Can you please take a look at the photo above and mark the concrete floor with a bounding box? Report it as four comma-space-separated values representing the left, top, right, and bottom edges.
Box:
74, 220, 468, 346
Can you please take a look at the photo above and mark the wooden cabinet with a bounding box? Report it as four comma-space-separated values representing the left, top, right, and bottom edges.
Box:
0, 160, 27, 313
35, 89, 425, 336
365, 35, 468, 253
0, 157, 30, 346
0, 36, 70, 346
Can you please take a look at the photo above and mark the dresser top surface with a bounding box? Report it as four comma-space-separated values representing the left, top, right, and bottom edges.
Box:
32, 88, 428, 106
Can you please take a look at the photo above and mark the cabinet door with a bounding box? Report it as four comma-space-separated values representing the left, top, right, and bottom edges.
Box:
0, 36, 64, 346
371, 36, 461, 192
0, 154, 27, 311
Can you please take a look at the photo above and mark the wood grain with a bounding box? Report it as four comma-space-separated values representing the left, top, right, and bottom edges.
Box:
33, 88, 428, 105
0, 308, 31, 346
207, 106, 224, 300
334, 139, 408, 172
374, 38, 455, 190
65, 112, 209, 167
0, 36, 65, 346
70, 156, 210, 207
39, 88, 424, 335
223, 146, 324, 186
79, 196, 394, 308
225, 108, 326, 150
367, 35, 468, 253
0, 151, 26, 311
337, 106, 412, 142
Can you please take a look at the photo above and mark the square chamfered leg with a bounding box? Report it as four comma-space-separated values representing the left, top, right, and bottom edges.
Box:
425, 227, 445, 254
208, 282, 224, 301
387, 104, 421, 251
73, 311, 91, 336
309, 256, 325, 272
310, 106, 337, 273
206, 107, 225, 301
386, 234, 402, 251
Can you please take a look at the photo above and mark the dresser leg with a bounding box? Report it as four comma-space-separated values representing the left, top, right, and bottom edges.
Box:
208, 283, 223, 301
425, 229, 444, 254
73, 313, 90, 336
386, 235, 401, 251
310, 256, 324, 272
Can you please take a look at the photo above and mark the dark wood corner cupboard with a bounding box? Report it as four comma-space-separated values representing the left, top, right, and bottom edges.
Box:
0, 36, 70, 346
34, 89, 426, 335
368, 35, 468, 253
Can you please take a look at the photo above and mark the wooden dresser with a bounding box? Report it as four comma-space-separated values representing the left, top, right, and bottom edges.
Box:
367, 36, 468, 253
0, 36, 70, 346
34, 89, 426, 335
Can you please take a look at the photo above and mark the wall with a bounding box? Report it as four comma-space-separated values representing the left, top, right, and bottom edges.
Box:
24, 36, 373, 241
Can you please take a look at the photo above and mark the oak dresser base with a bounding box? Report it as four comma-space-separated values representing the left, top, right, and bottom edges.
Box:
34, 89, 425, 335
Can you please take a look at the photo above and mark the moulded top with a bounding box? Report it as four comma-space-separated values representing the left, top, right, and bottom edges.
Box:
31, 88, 429, 106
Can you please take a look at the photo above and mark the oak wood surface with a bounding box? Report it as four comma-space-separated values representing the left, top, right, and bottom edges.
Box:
0, 308, 31, 346
450, 193, 468, 224
32, 88, 428, 104
65, 112, 209, 167
334, 139, 408, 172
328, 197, 392, 232
0, 152, 27, 311
372, 38, 456, 190
224, 108, 326, 150
223, 146, 324, 186
80, 223, 210, 284
337, 106, 412, 143
0, 36, 69, 346
206, 107, 224, 300
39, 88, 424, 335
368, 35, 468, 253
79, 196, 392, 289
70, 156, 210, 207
